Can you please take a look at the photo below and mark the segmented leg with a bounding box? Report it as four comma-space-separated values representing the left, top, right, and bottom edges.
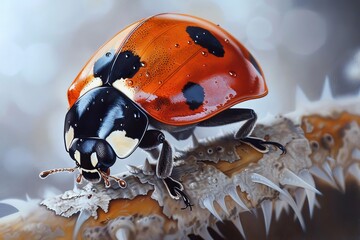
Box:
199, 108, 286, 154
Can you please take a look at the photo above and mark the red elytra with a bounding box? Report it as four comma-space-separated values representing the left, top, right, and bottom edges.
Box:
67, 13, 267, 126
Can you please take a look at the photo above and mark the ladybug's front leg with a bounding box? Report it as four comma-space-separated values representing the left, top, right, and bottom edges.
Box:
199, 108, 286, 154
139, 130, 173, 178
139, 130, 192, 209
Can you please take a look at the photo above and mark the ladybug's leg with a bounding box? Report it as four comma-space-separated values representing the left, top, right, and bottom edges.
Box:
162, 177, 193, 210
139, 130, 173, 178
199, 108, 286, 154
139, 130, 193, 210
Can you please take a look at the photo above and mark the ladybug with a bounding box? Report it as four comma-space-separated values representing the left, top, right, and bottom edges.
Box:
40, 13, 285, 209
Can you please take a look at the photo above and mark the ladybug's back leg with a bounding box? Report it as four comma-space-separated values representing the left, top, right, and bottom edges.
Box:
198, 108, 286, 154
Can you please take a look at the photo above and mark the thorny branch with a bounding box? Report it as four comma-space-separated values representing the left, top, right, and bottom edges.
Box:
1, 92, 360, 240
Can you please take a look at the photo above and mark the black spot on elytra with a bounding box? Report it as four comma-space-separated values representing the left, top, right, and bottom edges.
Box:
108, 51, 142, 83
182, 82, 205, 110
93, 50, 115, 80
186, 26, 224, 57
93, 50, 142, 84
249, 53, 263, 77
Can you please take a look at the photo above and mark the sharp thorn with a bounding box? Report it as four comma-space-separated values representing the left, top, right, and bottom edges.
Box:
199, 228, 213, 240
320, 76, 333, 101
142, 158, 154, 175
191, 134, 200, 147
322, 161, 335, 179
333, 165, 345, 192
348, 163, 360, 183
281, 168, 321, 195
228, 187, 250, 212
73, 209, 91, 240
299, 170, 318, 217
202, 197, 222, 221
126, 165, 142, 174
251, 174, 305, 230
250, 173, 283, 193
279, 189, 306, 231
309, 165, 337, 188
216, 196, 229, 215
234, 215, 246, 239
274, 200, 288, 221
261, 200, 273, 236
293, 189, 306, 221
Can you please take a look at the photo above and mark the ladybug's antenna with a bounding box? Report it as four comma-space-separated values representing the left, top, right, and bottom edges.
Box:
98, 169, 127, 188
39, 167, 78, 179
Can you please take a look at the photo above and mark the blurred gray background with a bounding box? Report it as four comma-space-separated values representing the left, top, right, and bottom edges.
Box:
0, 0, 359, 211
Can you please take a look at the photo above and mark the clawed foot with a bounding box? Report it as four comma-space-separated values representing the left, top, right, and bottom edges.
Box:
162, 177, 193, 211
240, 137, 286, 154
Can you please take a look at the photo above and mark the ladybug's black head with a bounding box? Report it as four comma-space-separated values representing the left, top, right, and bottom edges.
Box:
64, 86, 148, 187
40, 86, 148, 188
68, 138, 116, 183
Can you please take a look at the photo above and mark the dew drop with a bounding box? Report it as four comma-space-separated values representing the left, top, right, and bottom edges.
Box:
127, 80, 133, 85
201, 51, 208, 57
229, 71, 237, 77
174, 43, 180, 48
202, 64, 207, 67
187, 40, 192, 45
141, 62, 146, 67
145, 71, 150, 78
86, 107, 89, 111
195, 35, 199, 39
132, 65, 137, 70
101, 98, 104, 102
100, 118, 102, 122
186, 74, 191, 78
229, 93, 234, 98
224, 38, 230, 43
133, 111, 140, 119
158, 80, 163, 85
74, 123, 78, 127
125, 54, 129, 59
106, 52, 112, 57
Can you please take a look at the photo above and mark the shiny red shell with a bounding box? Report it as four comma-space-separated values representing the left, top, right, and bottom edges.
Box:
67, 13, 267, 126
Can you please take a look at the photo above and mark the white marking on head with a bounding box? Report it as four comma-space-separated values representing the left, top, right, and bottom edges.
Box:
74, 150, 81, 165
65, 126, 74, 151
90, 152, 98, 168
79, 77, 103, 98
112, 78, 135, 99
98, 107, 124, 138
81, 168, 99, 173
105, 130, 139, 158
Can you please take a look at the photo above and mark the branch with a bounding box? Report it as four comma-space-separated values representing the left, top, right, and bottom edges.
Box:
1, 95, 360, 239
